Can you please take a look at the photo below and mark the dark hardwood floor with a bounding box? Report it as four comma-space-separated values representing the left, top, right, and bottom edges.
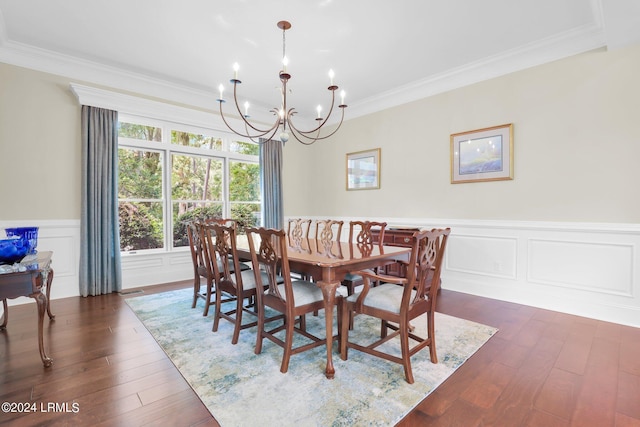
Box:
1, 281, 639, 427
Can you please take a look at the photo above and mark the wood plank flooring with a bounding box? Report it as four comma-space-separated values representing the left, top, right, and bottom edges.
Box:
1, 281, 639, 426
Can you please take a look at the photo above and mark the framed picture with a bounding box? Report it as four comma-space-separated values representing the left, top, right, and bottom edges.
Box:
347, 148, 381, 190
450, 123, 513, 184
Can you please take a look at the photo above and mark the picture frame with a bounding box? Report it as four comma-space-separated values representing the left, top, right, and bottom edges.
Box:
346, 148, 381, 190
450, 123, 513, 184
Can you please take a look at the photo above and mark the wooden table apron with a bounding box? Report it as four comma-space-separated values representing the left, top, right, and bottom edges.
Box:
0, 251, 54, 367
236, 239, 410, 379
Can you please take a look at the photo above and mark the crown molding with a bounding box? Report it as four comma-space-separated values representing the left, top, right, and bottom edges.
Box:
1, 9, 607, 124
346, 21, 607, 120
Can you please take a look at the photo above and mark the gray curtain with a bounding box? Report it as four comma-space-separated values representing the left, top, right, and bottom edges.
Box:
79, 105, 122, 297
260, 139, 284, 230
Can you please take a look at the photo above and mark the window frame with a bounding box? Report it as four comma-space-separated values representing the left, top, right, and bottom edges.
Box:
118, 113, 261, 255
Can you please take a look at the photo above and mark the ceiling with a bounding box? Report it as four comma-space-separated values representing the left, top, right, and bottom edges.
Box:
1, 0, 639, 124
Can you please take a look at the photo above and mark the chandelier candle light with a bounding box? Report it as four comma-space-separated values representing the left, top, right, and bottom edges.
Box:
216, 20, 347, 145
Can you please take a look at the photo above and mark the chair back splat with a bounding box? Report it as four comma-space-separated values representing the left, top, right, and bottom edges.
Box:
342, 221, 387, 297
287, 218, 311, 247
314, 219, 343, 252
339, 227, 451, 384
286, 218, 312, 276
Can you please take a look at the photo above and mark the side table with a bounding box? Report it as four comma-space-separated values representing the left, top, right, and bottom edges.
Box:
0, 251, 54, 367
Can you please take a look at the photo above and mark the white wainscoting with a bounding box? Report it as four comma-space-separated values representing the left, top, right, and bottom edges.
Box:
3, 218, 639, 328
296, 217, 640, 328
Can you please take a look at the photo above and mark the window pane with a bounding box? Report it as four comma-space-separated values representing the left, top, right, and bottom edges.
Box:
171, 130, 223, 150
229, 160, 260, 202
230, 140, 259, 155
118, 148, 163, 199
172, 202, 224, 247
119, 122, 162, 141
119, 201, 164, 251
230, 202, 261, 234
171, 154, 223, 201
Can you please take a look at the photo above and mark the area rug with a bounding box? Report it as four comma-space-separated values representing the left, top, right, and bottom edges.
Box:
126, 288, 497, 426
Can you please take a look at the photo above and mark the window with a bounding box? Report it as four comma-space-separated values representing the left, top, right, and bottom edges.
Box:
118, 117, 261, 253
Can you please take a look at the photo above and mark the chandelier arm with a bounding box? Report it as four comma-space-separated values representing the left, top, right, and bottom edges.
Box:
231, 81, 281, 135
288, 107, 346, 145
245, 117, 282, 144
218, 101, 281, 139
245, 124, 281, 144
287, 89, 337, 136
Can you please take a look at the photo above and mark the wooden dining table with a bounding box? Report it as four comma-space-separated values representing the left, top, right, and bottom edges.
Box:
236, 236, 411, 379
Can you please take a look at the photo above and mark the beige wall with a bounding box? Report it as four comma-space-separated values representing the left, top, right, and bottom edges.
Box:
283, 45, 640, 223
1, 44, 639, 224
0, 64, 81, 220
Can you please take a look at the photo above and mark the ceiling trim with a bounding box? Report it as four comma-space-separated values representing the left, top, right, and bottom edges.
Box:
0, 7, 609, 123
348, 21, 607, 120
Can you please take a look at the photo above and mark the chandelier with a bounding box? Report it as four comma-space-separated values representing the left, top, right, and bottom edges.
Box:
216, 20, 347, 145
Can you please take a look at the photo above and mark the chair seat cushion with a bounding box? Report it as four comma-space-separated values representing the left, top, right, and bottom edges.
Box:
275, 280, 324, 307
237, 269, 284, 290
342, 272, 361, 282
218, 258, 250, 273
346, 283, 415, 314
342, 268, 376, 283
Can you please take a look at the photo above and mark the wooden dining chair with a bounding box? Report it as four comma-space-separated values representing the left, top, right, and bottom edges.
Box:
341, 221, 387, 296
187, 219, 248, 316
202, 222, 279, 344
187, 221, 224, 317
246, 227, 341, 373
339, 228, 450, 384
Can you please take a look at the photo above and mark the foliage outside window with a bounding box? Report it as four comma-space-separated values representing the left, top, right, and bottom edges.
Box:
118, 119, 261, 253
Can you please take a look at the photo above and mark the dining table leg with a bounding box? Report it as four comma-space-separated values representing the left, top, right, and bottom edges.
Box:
317, 277, 340, 379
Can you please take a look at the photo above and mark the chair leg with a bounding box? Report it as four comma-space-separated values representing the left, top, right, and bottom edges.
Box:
212, 287, 222, 332
280, 316, 295, 373
427, 310, 438, 363
231, 293, 243, 345
380, 319, 388, 338
203, 279, 214, 317
339, 300, 349, 360
344, 281, 358, 330
399, 324, 414, 384
299, 314, 306, 331
254, 302, 264, 355
192, 276, 199, 309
